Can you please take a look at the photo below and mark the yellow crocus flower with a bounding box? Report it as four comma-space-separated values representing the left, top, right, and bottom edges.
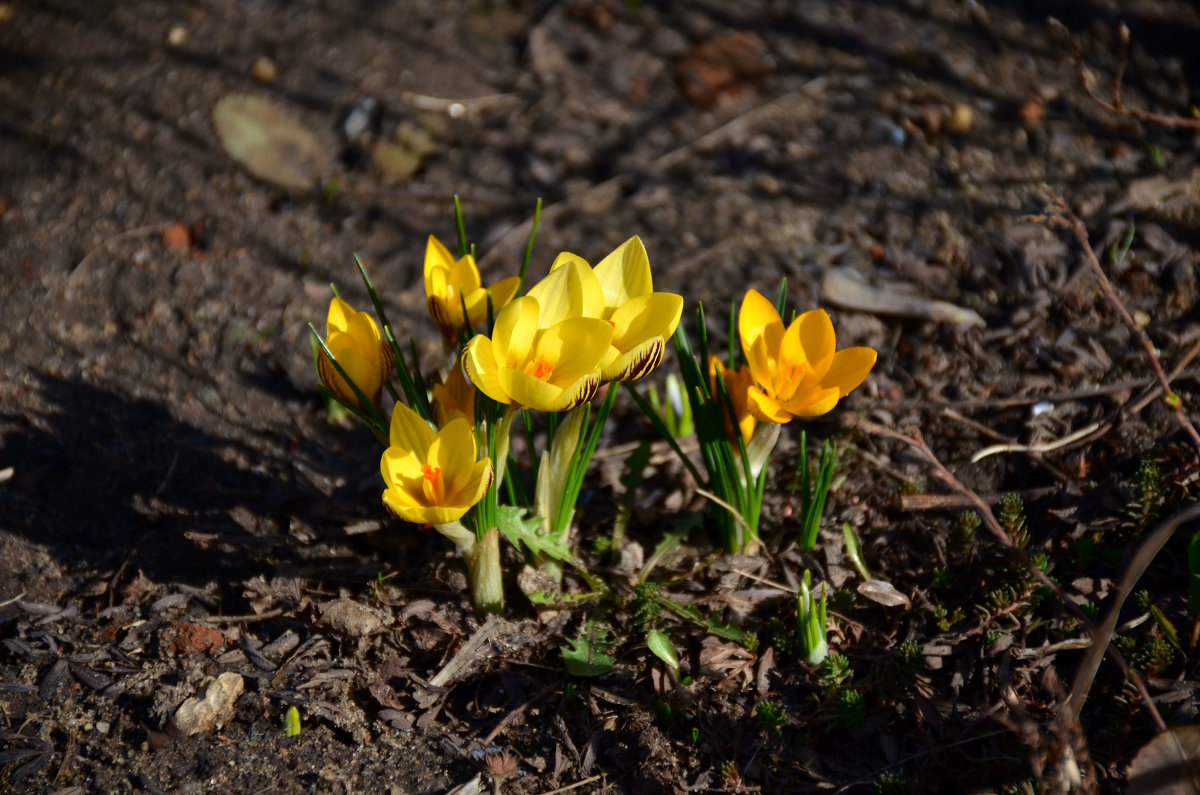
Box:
380, 403, 493, 525
462, 295, 613, 413
739, 289, 876, 423
708, 354, 757, 443
424, 235, 520, 338
552, 237, 683, 381
431, 362, 476, 428
317, 296, 393, 409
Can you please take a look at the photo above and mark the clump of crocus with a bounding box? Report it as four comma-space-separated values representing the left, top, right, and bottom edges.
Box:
462, 294, 613, 413
316, 296, 393, 410
424, 235, 520, 340
380, 402, 500, 611
553, 236, 684, 382
635, 283, 875, 555
739, 289, 875, 423
381, 403, 493, 525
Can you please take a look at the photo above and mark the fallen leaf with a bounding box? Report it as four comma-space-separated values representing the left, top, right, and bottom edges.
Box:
857, 580, 912, 608
1128, 726, 1200, 794
213, 94, 330, 191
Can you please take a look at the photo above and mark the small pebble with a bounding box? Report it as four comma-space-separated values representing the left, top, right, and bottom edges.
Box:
1018, 97, 1044, 125
166, 25, 187, 46
1134, 309, 1151, 327
948, 103, 973, 133
251, 56, 279, 83
162, 223, 190, 253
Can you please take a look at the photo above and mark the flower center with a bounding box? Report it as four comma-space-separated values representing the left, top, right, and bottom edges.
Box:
523, 356, 555, 381
778, 361, 809, 397
421, 463, 444, 503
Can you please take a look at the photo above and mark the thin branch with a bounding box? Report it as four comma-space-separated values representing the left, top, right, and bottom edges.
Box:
1032, 190, 1200, 453
1069, 22, 1200, 130
850, 415, 1166, 732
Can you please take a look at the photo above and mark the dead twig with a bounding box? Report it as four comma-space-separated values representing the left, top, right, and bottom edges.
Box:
429, 614, 500, 689
850, 416, 1165, 732
1069, 22, 1200, 131
1065, 503, 1200, 723
201, 609, 284, 624
1032, 190, 1200, 454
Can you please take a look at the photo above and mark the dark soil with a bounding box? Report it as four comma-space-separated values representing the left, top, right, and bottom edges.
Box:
3, 0, 1200, 792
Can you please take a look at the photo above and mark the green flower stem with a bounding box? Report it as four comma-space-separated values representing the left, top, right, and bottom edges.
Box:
432, 520, 476, 556
468, 526, 504, 614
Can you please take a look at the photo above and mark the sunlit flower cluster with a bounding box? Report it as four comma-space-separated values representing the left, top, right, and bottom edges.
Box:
313, 218, 877, 609
464, 237, 683, 413
709, 289, 875, 442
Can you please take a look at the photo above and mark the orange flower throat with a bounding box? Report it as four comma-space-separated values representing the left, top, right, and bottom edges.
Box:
421, 463, 444, 503
523, 356, 555, 381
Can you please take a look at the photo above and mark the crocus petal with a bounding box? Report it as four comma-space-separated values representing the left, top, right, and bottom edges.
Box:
432, 364, 475, 428
434, 418, 479, 495
423, 236, 457, 288
739, 289, 785, 388
548, 251, 590, 273
388, 402, 437, 454
448, 255, 483, 295
386, 451, 427, 487
550, 370, 602, 411
782, 386, 842, 418
592, 236, 653, 310
491, 296, 539, 369
326, 296, 357, 334
600, 337, 664, 382
487, 275, 522, 313
462, 458, 494, 508
792, 309, 836, 387
820, 346, 877, 397
462, 335, 508, 405
500, 369, 563, 412
325, 342, 372, 397
609, 292, 683, 352
527, 257, 605, 325
534, 318, 613, 385
746, 386, 794, 424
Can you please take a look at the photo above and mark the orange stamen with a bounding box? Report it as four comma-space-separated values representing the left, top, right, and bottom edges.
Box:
421, 463, 442, 485
523, 356, 555, 381
420, 463, 445, 503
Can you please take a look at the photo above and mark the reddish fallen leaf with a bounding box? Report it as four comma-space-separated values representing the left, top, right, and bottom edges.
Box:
161, 223, 190, 253
164, 621, 226, 656
676, 32, 771, 109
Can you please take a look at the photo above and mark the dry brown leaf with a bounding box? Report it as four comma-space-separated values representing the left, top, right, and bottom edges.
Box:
1128, 726, 1200, 794
213, 94, 330, 191
857, 580, 912, 608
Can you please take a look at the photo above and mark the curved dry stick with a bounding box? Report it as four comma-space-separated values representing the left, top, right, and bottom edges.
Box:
1066, 503, 1200, 722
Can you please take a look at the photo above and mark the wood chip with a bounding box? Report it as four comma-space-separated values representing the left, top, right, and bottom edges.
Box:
821, 267, 985, 327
